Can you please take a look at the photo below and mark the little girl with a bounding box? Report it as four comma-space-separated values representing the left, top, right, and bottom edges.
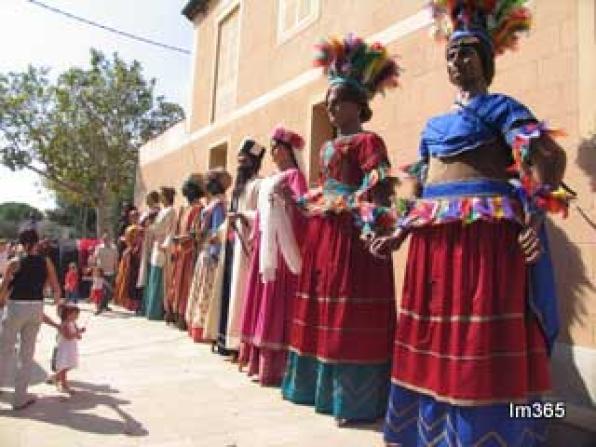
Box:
90, 267, 109, 314
64, 262, 79, 302
49, 303, 84, 393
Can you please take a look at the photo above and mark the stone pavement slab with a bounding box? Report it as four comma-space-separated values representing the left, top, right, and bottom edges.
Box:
0, 303, 384, 447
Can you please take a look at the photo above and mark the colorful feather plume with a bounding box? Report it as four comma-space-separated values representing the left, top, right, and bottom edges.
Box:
314, 33, 401, 98
429, 0, 532, 55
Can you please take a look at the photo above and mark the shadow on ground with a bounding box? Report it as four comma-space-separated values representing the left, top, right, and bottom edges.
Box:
548, 420, 596, 447
1, 360, 48, 388
76, 305, 139, 321
0, 381, 147, 437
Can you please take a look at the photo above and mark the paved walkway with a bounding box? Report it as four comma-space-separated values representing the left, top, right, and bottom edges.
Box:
1, 303, 594, 446
0, 303, 384, 447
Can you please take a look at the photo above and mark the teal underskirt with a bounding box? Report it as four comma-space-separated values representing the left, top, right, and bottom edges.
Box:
281, 351, 390, 421
144, 265, 164, 320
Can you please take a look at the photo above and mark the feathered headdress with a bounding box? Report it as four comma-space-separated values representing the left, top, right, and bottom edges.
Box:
429, 0, 532, 55
314, 33, 401, 99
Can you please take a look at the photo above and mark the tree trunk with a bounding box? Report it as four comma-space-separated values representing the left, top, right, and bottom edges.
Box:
81, 206, 88, 238
94, 179, 112, 238
95, 196, 111, 238
95, 204, 106, 238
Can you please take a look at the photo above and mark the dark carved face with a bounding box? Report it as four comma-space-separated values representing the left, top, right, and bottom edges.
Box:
270, 141, 292, 169
446, 43, 485, 88
325, 84, 362, 129
128, 210, 140, 224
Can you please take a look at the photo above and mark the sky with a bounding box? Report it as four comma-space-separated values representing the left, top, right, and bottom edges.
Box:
0, 0, 193, 211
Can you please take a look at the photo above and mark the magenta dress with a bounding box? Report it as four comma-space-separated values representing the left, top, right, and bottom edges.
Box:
239, 168, 307, 385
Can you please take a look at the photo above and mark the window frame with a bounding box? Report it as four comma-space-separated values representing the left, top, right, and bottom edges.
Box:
210, 0, 243, 123
276, 0, 320, 46
208, 137, 231, 170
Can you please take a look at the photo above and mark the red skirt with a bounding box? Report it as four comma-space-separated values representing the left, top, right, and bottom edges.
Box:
170, 245, 196, 318
90, 288, 103, 305
289, 212, 395, 363
393, 220, 551, 404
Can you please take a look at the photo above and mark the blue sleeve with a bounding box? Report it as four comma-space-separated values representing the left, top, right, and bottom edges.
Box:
210, 204, 225, 232
419, 137, 429, 161
482, 95, 537, 146
208, 203, 225, 259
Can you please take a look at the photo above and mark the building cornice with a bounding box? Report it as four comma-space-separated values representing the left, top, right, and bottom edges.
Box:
141, 8, 433, 166
181, 0, 209, 21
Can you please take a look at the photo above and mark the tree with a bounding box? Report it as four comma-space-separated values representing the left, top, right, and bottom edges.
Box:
45, 195, 96, 238
0, 49, 184, 236
0, 202, 43, 239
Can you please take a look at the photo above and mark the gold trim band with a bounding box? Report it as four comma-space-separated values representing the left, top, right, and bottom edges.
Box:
293, 319, 393, 333
394, 340, 547, 361
390, 378, 550, 407
399, 309, 524, 323
288, 347, 391, 365
296, 292, 392, 304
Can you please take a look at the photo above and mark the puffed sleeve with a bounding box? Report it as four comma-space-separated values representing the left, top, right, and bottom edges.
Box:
210, 203, 225, 232
357, 132, 390, 172
484, 95, 537, 146
280, 168, 308, 197
207, 202, 226, 259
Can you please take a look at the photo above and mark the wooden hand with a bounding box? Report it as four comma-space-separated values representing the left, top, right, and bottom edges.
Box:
369, 228, 408, 259
518, 225, 542, 264
230, 212, 249, 229
529, 134, 567, 189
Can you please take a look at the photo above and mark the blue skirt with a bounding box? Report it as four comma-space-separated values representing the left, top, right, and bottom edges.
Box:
145, 265, 164, 320
384, 384, 548, 446
281, 351, 390, 421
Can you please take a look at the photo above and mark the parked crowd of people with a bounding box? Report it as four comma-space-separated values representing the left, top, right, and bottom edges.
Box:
0, 3, 574, 444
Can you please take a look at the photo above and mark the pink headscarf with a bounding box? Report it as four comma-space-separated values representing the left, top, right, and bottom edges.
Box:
271, 125, 305, 150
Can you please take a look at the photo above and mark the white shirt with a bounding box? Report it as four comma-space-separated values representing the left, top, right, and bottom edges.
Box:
258, 172, 301, 282
93, 243, 118, 275
149, 206, 177, 267
91, 277, 108, 291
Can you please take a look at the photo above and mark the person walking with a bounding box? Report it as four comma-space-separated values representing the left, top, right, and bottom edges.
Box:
0, 228, 62, 410
0, 238, 9, 280
64, 262, 79, 303
47, 303, 85, 394
91, 233, 118, 312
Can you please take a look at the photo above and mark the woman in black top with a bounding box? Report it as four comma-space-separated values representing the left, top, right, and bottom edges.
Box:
0, 228, 62, 410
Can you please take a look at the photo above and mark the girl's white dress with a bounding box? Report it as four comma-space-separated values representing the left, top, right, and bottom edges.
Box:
55, 321, 79, 371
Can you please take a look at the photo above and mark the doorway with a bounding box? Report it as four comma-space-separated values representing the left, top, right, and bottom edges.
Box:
308, 101, 335, 186
209, 141, 228, 170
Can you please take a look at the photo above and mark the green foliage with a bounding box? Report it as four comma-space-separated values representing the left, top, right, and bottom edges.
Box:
0, 201, 43, 222
0, 202, 43, 239
45, 195, 96, 238
0, 49, 185, 235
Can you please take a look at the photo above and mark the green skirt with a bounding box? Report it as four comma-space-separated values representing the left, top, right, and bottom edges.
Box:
145, 265, 164, 320
281, 351, 390, 421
